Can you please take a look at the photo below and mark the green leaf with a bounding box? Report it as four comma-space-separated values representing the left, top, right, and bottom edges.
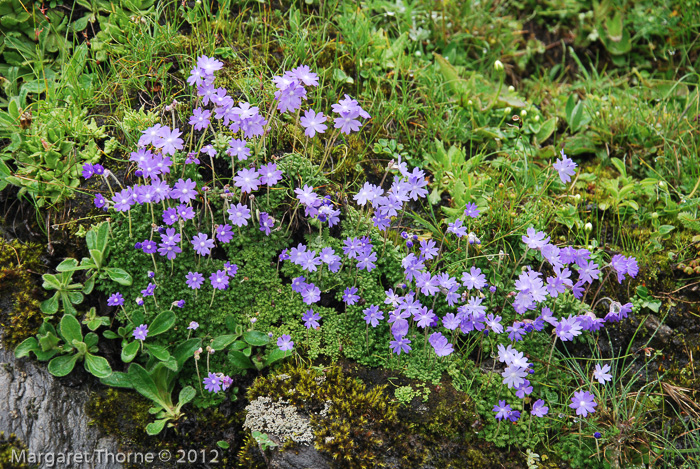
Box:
146, 419, 168, 435
172, 338, 201, 370
60, 314, 83, 344
15, 337, 39, 358
122, 340, 140, 363
89, 249, 103, 269
84, 353, 112, 378
40, 293, 59, 314
658, 225, 675, 235
228, 350, 254, 370
243, 330, 270, 346
178, 386, 196, 406
128, 363, 166, 407
48, 354, 79, 377
42, 273, 63, 290
105, 268, 132, 285
217, 441, 230, 449
55, 258, 80, 272
100, 371, 133, 389
536, 117, 556, 144
264, 348, 291, 367
149, 310, 176, 336
145, 344, 170, 361
103, 330, 119, 339
211, 334, 239, 350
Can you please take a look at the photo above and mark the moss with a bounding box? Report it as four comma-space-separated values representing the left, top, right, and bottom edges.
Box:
0, 238, 44, 348
0, 432, 34, 469
85, 388, 152, 445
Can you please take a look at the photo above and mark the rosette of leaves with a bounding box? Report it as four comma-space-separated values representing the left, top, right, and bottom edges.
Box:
100, 335, 202, 435
55, 222, 133, 294
15, 314, 112, 378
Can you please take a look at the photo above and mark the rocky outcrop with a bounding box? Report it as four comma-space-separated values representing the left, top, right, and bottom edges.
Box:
0, 344, 122, 468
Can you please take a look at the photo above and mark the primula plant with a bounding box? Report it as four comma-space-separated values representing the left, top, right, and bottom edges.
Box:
10, 21, 697, 464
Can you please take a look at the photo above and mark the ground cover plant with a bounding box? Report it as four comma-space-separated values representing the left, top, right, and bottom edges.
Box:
2, 0, 700, 467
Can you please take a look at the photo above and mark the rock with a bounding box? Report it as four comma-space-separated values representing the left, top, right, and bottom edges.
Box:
0, 343, 122, 468
644, 315, 673, 343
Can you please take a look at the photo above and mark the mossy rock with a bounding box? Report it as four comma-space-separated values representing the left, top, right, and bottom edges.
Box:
241, 362, 524, 468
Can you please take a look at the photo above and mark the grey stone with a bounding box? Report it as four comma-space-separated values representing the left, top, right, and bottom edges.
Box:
0, 343, 122, 469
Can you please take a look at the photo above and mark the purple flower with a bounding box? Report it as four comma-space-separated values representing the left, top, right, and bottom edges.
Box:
216, 224, 234, 243
390, 336, 411, 355
502, 365, 528, 389
82, 163, 95, 179
290, 65, 318, 86
188, 321, 199, 330
171, 178, 197, 204
259, 212, 274, 236
141, 283, 156, 297
302, 309, 321, 329
343, 287, 360, 305
462, 266, 487, 290
189, 107, 211, 130
259, 163, 283, 186
593, 363, 612, 384
210, 270, 229, 290
353, 182, 383, 206
133, 324, 148, 341
485, 313, 503, 334
227, 138, 250, 161
156, 127, 184, 156
493, 401, 512, 421
224, 262, 238, 276
277, 334, 294, 351
141, 240, 157, 254
157, 242, 181, 260
135, 297, 144, 306
464, 202, 480, 218
112, 188, 134, 212
192, 233, 215, 256
356, 249, 377, 271
203, 372, 222, 393
162, 207, 179, 226
295, 184, 319, 207
108, 292, 124, 306
197, 55, 223, 76
507, 322, 526, 342
175, 299, 185, 308
429, 332, 454, 357
301, 283, 321, 304
300, 109, 327, 137
363, 305, 384, 327
414, 306, 436, 329
531, 399, 548, 417
522, 227, 550, 249
553, 149, 577, 183
227, 203, 251, 227
570, 390, 597, 417
233, 167, 260, 194
94, 193, 107, 210
555, 315, 583, 341
447, 219, 467, 238
419, 239, 439, 260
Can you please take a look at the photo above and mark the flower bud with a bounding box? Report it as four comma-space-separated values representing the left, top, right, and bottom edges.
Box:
584, 222, 593, 232
494, 60, 504, 71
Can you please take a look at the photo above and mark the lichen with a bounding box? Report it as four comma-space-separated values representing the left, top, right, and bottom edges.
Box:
243, 396, 314, 445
